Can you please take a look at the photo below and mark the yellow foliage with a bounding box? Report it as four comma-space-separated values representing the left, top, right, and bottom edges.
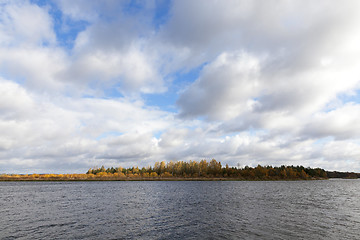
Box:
162, 172, 172, 177
150, 172, 158, 177
86, 173, 95, 178
97, 172, 109, 177
141, 172, 150, 177
114, 172, 125, 177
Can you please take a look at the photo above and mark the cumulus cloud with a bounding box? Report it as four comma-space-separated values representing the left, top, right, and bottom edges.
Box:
1, 0, 360, 173
177, 52, 261, 120
0, 1, 55, 46
64, 44, 165, 94
176, 0, 360, 138
301, 104, 360, 140
0, 1, 67, 92
0, 78, 172, 173
55, 0, 167, 95
0, 0, 166, 96
161, 0, 360, 69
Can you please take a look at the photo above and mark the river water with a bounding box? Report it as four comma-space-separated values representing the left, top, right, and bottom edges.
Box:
0, 180, 359, 239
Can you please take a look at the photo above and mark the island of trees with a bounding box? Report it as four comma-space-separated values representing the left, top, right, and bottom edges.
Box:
0, 159, 331, 181
326, 171, 360, 179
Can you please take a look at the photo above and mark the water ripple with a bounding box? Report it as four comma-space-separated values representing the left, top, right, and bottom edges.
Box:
0, 180, 360, 239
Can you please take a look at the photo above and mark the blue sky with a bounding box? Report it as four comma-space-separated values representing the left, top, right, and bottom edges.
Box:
1, 0, 360, 173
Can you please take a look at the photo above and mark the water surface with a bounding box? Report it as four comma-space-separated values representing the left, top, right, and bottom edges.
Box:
0, 180, 359, 239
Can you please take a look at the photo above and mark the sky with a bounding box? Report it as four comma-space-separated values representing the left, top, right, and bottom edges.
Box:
0, 0, 360, 174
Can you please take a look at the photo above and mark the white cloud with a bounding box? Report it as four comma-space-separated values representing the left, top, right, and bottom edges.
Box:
0, 1, 69, 93
0, 0, 166, 96
175, 0, 360, 138
58, 1, 166, 95
302, 104, 360, 140
0, 0, 55, 46
0, 47, 67, 92
0, 76, 177, 173
177, 52, 261, 120
1, 0, 360, 173
64, 44, 165, 95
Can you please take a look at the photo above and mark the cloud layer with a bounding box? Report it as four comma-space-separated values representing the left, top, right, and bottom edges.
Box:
0, 0, 360, 173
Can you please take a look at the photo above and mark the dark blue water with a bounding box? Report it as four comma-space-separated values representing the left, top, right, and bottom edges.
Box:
0, 180, 359, 239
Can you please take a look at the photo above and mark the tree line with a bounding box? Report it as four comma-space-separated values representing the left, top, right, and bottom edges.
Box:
326, 171, 360, 179
86, 159, 328, 180
0, 159, 330, 181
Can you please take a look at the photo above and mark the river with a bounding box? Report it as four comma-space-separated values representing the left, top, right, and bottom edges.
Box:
0, 180, 359, 239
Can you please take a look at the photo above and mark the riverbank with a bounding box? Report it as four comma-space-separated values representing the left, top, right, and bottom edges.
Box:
0, 175, 328, 181
0, 160, 332, 181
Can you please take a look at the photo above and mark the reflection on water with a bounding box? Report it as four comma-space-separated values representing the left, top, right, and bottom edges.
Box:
0, 180, 359, 239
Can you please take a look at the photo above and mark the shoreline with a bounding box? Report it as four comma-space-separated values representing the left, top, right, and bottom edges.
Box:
0, 177, 329, 182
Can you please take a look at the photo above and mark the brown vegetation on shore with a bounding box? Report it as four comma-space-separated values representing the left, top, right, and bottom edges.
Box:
0, 159, 328, 181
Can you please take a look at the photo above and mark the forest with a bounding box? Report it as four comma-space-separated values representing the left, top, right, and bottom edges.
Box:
0, 159, 329, 181
326, 171, 360, 179
85, 159, 327, 180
